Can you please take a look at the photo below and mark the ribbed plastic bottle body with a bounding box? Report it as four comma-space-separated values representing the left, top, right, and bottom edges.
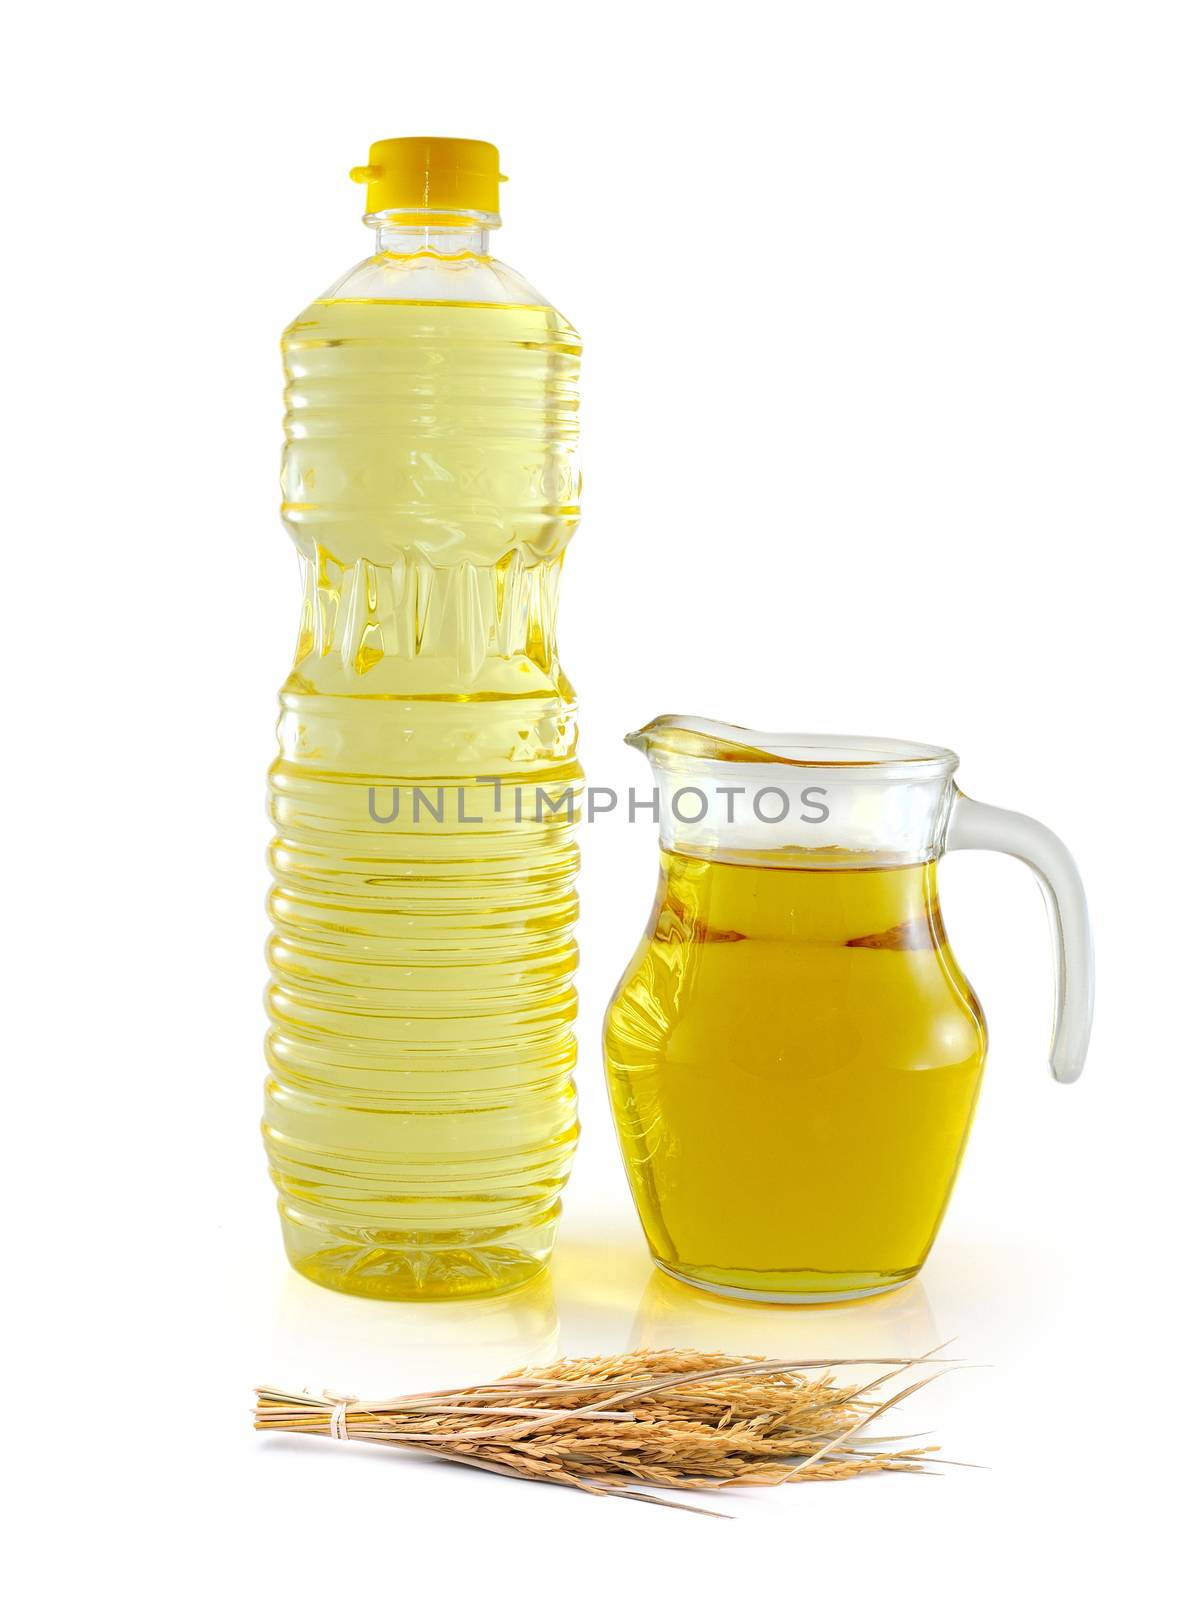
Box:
263, 245, 581, 1299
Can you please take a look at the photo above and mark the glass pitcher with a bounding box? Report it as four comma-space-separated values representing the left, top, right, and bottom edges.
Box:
603, 716, 1093, 1303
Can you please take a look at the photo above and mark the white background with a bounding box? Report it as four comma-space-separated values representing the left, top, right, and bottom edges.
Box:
6, 2, 1187, 1593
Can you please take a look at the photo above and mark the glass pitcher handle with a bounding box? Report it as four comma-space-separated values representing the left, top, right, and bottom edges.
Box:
945, 792, 1094, 1084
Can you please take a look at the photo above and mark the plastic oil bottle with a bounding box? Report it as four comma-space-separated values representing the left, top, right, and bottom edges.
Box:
262, 138, 581, 1299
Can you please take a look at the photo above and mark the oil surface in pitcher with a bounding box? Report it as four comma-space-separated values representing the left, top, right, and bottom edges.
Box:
604, 849, 987, 1300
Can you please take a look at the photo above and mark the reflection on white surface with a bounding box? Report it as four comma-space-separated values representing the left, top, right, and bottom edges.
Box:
267, 1264, 561, 1396
550, 1217, 940, 1361
631, 1264, 940, 1359
266, 1213, 943, 1399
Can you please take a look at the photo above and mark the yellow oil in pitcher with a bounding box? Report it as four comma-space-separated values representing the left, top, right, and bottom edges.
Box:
604, 849, 987, 1300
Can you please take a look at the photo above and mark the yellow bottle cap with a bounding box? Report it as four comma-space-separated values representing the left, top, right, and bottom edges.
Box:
349, 137, 506, 221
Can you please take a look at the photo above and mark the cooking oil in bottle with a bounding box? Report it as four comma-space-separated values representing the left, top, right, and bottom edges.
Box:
263, 139, 581, 1299
604, 850, 986, 1300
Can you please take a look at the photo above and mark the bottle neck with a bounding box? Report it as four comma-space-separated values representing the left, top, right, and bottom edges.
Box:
371, 208, 498, 257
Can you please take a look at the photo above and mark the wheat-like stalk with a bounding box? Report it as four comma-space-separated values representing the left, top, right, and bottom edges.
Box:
254, 1347, 956, 1515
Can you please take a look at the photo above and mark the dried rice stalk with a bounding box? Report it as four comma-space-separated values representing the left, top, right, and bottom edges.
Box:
255, 1347, 956, 1515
